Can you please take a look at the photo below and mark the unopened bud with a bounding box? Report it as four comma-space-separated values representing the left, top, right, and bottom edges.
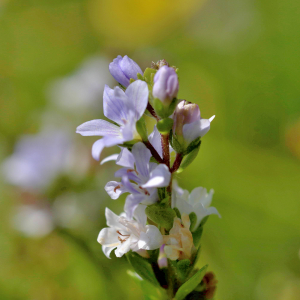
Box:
109, 55, 143, 87
158, 244, 168, 269
153, 66, 179, 105
173, 100, 200, 137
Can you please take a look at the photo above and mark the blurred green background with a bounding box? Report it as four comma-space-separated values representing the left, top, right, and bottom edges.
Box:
1, 0, 300, 299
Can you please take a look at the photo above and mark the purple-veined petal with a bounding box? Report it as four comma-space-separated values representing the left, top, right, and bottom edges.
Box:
124, 194, 145, 220
142, 164, 171, 188
120, 110, 136, 141
131, 143, 151, 179
100, 154, 119, 165
116, 147, 135, 168
114, 168, 142, 184
92, 136, 124, 161
148, 126, 163, 158
121, 175, 139, 194
125, 80, 148, 120
105, 181, 127, 200
120, 55, 143, 81
109, 55, 130, 87
103, 85, 128, 125
76, 119, 120, 137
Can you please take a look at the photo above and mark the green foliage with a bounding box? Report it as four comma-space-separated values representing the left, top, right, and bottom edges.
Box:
189, 212, 197, 232
176, 147, 200, 174
126, 251, 160, 287
145, 198, 176, 230
144, 68, 157, 84
192, 226, 204, 249
174, 265, 208, 300
136, 117, 148, 141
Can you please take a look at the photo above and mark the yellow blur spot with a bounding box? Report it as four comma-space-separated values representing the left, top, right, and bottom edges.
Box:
88, 0, 204, 49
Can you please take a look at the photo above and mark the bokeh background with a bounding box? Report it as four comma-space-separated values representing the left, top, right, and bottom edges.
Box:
1, 0, 300, 299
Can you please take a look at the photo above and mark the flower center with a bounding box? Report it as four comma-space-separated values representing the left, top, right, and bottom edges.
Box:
116, 230, 130, 243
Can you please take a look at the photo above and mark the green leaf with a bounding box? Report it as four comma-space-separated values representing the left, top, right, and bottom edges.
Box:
177, 146, 200, 174
174, 265, 208, 300
144, 68, 157, 84
126, 251, 160, 287
192, 225, 203, 248
145, 199, 176, 230
166, 98, 179, 116
173, 207, 181, 218
185, 138, 201, 156
127, 270, 168, 300
136, 117, 148, 141
177, 259, 192, 282
157, 118, 174, 134
137, 73, 144, 80
189, 212, 197, 232
170, 131, 184, 154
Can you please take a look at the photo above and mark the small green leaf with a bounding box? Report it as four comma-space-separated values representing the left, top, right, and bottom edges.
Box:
153, 98, 165, 118
177, 259, 192, 282
170, 132, 184, 154
173, 207, 181, 218
185, 138, 201, 156
136, 117, 148, 141
146, 200, 176, 230
174, 265, 208, 300
166, 98, 178, 116
144, 68, 157, 84
157, 118, 174, 134
137, 73, 144, 80
129, 78, 135, 84
189, 212, 197, 232
177, 146, 200, 173
192, 225, 203, 248
126, 251, 160, 287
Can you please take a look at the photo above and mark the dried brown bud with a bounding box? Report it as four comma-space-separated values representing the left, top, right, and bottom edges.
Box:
151, 59, 169, 70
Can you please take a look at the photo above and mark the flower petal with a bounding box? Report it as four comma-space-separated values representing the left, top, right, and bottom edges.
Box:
142, 164, 171, 188
148, 126, 163, 158
131, 142, 151, 179
114, 168, 141, 184
105, 181, 127, 200
97, 227, 120, 246
116, 147, 135, 168
92, 136, 124, 161
124, 194, 145, 220
103, 85, 128, 125
76, 119, 120, 136
139, 225, 163, 250
125, 80, 148, 120
100, 154, 119, 165
102, 245, 116, 259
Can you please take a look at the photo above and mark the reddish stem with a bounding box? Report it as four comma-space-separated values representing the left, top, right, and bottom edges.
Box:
171, 153, 183, 173
161, 133, 170, 169
143, 141, 164, 164
147, 103, 159, 121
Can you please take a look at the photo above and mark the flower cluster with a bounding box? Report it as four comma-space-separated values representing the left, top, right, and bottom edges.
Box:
77, 56, 220, 299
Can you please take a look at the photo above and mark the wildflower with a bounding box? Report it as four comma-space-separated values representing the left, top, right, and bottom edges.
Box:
98, 205, 163, 258
172, 100, 215, 148
109, 55, 143, 87
153, 66, 179, 105
163, 214, 194, 260
172, 181, 221, 231
105, 142, 171, 218
76, 80, 148, 160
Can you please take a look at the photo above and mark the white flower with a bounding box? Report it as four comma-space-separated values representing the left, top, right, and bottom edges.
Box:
98, 205, 163, 258
172, 181, 221, 231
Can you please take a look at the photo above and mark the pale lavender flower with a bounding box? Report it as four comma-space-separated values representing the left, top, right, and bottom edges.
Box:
12, 205, 54, 238
104, 142, 171, 218
47, 56, 111, 114
173, 100, 215, 146
76, 80, 148, 160
98, 205, 163, 258
2, 128, 74, 191
153, 66, 179, 104
109, 55, 143, 87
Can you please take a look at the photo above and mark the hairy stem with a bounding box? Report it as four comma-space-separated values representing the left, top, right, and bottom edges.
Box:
143, 141, 164, 164
171, 153, 183, 173
161, 133, 170, 169
147, 103, 159, 121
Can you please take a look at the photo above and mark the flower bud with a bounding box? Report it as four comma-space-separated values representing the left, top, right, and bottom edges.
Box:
152, 66, 179, 104
157, 244, 168, 269
109, 55, 143, 87
173, 100, 200, 137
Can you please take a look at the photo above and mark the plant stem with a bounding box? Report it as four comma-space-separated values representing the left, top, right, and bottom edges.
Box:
143, 141, 164, 164
161, 133, 170, 169
147, 103, 159, 121
171, 153, 183, 173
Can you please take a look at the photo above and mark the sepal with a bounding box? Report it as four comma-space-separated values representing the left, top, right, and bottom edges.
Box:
174, 264, 208, 300
126, 251, 160, 287
176, 147, 200, 173
143, 68, 157, 84
145, 198, 176, 231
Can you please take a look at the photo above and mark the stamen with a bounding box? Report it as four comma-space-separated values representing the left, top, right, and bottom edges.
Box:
139, 186, 150, 196
127, 168, 139, 175
117, 230, 130, 237
114, 185, 121, 193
